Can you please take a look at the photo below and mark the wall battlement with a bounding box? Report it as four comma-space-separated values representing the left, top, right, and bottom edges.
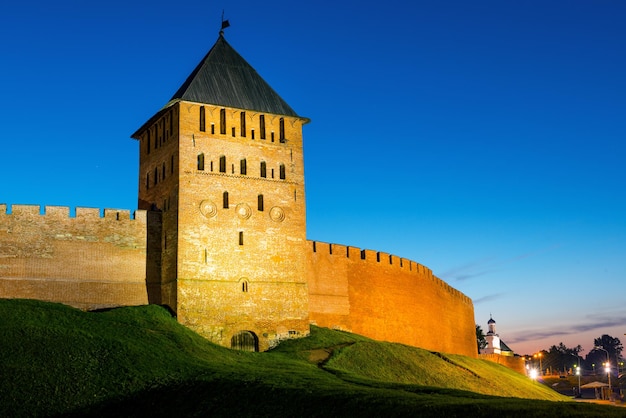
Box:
0, 204, 145, 222
308, 240, 472, 305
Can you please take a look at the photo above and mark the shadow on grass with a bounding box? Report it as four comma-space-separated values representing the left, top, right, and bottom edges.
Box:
66, 378, 625, 418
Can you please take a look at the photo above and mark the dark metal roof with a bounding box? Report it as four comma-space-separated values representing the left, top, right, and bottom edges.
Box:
131, 34, 306, 139
499, 340, 514, 353
171, 34, 300, 117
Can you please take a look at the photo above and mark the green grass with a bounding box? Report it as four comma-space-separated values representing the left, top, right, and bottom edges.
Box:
0, 299, 623, 417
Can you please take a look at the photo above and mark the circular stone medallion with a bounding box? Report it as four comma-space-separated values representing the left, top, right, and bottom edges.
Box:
236, 203, 252, 219
199, 200, 217, 218
269, 206, 285, 222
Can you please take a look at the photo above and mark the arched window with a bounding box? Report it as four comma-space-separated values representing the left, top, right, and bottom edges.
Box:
241, 280, 249, 292
259, 114, 266, 139
223, 191, 229, 208
279, 117, 286, 142
279, 164, 286, 180
220, 108, 226, 135
219, 155, 226, 173
197, 153, 205, 171
240, 112, 246, 137
257, 194, 264, 211
240, 159, 247, 175
260, 161, 267, 178
199, 106, 206, 132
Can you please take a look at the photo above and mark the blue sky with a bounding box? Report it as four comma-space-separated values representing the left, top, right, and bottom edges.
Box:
1, 0, 624, 356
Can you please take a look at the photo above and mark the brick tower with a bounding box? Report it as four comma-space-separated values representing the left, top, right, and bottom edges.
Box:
131, 31, 310, 351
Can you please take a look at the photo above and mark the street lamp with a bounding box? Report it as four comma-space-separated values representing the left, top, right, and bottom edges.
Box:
534, 352, 543, 376
594, 346, 611, 400
575, 365, 581, 397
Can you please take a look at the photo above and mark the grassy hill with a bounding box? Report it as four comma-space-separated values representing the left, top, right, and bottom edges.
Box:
0, 299, 622, 417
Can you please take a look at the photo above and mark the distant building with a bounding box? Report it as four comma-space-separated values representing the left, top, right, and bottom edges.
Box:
481, 316, 514, 356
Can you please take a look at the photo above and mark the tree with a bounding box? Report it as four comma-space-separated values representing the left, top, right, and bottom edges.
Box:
588, 334, 623, 368
594, 334, 622, 358
543, 342, 582, 374
476, 324, 487, 354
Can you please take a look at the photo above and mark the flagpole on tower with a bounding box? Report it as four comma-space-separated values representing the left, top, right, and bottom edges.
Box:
220, 10, 230, 36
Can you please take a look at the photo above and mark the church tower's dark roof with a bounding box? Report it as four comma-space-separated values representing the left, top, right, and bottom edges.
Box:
171, 34, 299, 117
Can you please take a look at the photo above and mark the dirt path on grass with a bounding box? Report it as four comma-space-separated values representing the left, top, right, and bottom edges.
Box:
307, 343, 354, 365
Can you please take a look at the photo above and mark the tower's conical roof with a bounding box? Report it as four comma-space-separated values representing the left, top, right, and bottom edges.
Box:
171, 34, 299, 117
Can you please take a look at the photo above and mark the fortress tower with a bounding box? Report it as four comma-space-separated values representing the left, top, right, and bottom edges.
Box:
0, 28, 478, 358
131, 32, 310, 351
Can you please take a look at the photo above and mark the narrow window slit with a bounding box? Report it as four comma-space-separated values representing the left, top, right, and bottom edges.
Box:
199, 106, 206, 132
259, 115, 266, 139
220, 108, 226, 135
197, 153, 205, 171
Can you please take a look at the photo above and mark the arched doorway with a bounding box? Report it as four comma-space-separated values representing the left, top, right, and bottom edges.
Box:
230, 330, 259, 352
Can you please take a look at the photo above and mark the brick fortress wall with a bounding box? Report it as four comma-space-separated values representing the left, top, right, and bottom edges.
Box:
0, 204, 151, 310
479, 354, 526, 375
307, 240, 477, 358
0, 203, 477, 357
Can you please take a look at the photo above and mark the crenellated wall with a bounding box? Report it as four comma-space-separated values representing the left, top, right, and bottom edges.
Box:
307, 240, 477, 357
0, 204, 150, 310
